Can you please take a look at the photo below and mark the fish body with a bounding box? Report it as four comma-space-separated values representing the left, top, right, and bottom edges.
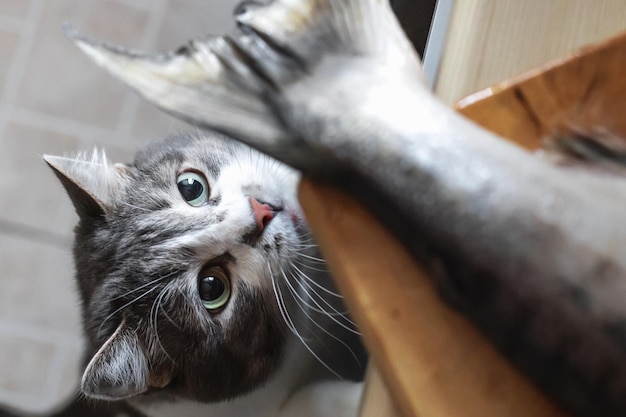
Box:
67, 1, 626, 416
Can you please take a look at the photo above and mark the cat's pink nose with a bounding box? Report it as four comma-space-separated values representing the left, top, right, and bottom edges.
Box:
250, 197, 277, 233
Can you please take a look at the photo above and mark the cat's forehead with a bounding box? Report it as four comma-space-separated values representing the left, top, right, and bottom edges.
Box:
132, 133, 241, 176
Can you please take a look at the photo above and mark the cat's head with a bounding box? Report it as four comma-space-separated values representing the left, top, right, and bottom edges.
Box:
45, 133, 317, 402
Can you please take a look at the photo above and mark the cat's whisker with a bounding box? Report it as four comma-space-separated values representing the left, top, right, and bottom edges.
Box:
160, 294, 183, 331
176, 286, 194, 307
283, 269, 342, 318
283, 273, 363, 367
294, 242, 320, 250
283, 277, 337, 352
290, 268, 355, 323
286, 269, 360, 334
108, 271, 176, 302
291, 264, 343, 299
295, 236, 317, 244
293, 259, 329, 273
284, 270, 355, 325
285, 285, 349, 319
116, 276, 173, 303
150, 281, 175, 363
276, 266, 343, 380
98, 284, 162, 336
150, 287, 162, 350
268, 262, 305, 339
295, 224, 316, 236
297, 253, 327, 264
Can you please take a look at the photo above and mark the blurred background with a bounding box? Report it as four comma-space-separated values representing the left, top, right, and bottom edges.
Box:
0, 0, 239, 412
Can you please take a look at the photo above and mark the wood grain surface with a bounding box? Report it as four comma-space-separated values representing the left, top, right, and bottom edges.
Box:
456, 30, 626, 150
435, 0, 626, 104
298, 181, 566, 417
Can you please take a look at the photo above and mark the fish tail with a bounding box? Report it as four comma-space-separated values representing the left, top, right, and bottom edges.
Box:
234, 0, 419, 66
63, 23, 286, 147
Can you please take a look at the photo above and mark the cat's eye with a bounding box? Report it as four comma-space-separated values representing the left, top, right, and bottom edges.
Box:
198, 267, 231, 312
177, 171, 209, 207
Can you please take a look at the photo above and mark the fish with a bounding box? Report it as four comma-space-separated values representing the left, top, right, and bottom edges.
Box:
64, 1, 626, 416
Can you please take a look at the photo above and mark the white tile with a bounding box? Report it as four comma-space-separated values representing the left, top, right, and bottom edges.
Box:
0, 30, 20, 100
0, 0, 31, 20
15, 0, 151, 128
0, 120, 80, 238
0, 326, 82, 413
0, 330, 56, 396
0, 233, 80, 334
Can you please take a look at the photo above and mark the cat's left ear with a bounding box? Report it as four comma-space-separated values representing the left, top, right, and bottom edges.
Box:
81, 319, 150, 400
43, 153, 129, 218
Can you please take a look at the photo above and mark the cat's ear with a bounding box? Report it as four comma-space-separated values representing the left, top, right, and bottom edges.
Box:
43, 152, 129, 218
81, 319, 150, 400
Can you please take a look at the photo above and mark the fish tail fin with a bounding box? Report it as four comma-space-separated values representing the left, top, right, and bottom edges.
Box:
63, 23, 286, 147
235, 0, 420, 69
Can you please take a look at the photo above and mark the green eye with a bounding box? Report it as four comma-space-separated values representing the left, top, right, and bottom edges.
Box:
177, 171, 209, 207
198, 267, 231, 312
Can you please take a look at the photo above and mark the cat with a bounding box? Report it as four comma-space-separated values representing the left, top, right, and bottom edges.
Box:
1, 132, 366, 417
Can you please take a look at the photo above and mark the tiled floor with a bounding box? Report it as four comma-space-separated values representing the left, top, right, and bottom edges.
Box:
0, 0, 238, 412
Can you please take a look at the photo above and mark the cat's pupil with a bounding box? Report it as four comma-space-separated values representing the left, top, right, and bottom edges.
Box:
178, 178, 203, 201
200, 276, 225, 302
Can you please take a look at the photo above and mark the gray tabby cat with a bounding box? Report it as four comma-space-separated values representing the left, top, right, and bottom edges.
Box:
1, 133, 365, 417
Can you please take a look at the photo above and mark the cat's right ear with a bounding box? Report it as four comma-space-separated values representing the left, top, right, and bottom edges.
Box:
43, 153, 128, 218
